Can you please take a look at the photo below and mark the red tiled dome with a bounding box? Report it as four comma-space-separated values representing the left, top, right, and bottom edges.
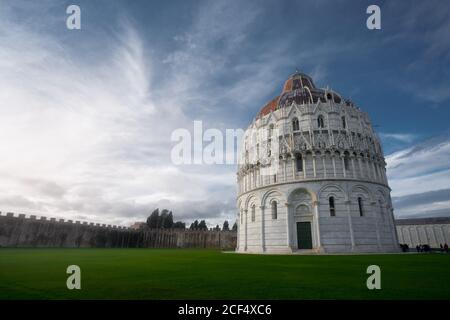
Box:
257, 96, 280, 118
257, 72, 330, 118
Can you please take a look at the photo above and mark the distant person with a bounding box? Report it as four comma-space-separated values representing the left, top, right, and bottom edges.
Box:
416, 245, 420, 253
445, 243, 449, 254
440, 244, 444, 252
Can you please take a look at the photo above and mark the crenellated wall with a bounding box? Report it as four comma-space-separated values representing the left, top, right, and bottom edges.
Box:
0, 212, 236, 250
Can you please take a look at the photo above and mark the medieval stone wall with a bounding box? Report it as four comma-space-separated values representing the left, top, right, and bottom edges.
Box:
0, 212, 236, 250
396, 217, 450, 248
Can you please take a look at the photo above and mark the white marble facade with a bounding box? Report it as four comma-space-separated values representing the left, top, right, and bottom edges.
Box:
236, 72, 399, 253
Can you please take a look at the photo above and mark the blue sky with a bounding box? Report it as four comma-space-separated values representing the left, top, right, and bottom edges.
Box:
0, 0, 449, 226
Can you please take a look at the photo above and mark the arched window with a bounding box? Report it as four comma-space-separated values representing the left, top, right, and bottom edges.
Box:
271, 201, 278, 219
292, 117, 299, 131
342, 116, 346, 129
329, 196, 336, 216
296, 154, 303, 172
358, 197, 364, 216
317, 115, 325, 128
344, 154, 350, 171
251, 205, 255, 222
268, 124, 274, 137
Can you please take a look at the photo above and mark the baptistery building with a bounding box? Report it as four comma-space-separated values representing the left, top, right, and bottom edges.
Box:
236, 72, 399, 253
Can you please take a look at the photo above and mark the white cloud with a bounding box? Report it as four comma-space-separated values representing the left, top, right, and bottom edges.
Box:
0, 3, 242, 227
386, 133, 450, 218
4, 1, 447, 228
386, 135, 450, 183
379, 133, 418, 143
390, 169, 450, 198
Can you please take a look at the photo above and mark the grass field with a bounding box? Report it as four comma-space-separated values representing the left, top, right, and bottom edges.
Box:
0, 249, 449, 299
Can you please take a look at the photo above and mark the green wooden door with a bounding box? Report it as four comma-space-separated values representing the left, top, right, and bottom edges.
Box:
297, 222, 312, 249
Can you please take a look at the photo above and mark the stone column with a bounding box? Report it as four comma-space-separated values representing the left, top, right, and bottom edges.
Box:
371, 163, 377, 182
322, 155, 327, 178
236, 211, 240, 251
332, 154, 336, 177
366, 157, 372, 179
244, 209, 248, 251
351, 156, 356, 178
260, 205, 266, 252
302, 154, 306, 179
341, 156, 346, 178
292, 158, 296, 180
374, 163, 381, 182
313, 200, 322, 249
372, 162, 377, 181
345, 200, 355, 250
285, 202, 293, 252
312, 154, 317, 177
357, 156, 363, 178
283, 159, 287, 182
371, 201, 381, 251
388, 206, 399, 249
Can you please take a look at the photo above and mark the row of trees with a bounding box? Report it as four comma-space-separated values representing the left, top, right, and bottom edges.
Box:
188, 220, 237, 231
146, 209, 185, 229
146, 208, 237, 231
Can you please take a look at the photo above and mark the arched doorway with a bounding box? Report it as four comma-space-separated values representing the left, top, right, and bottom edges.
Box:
295, 204, 313, 249
288, 188, 318, 251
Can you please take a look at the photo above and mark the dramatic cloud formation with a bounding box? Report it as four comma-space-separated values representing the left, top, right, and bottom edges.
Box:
0, 2, 239, 226
386, 132, 450, 218
1, 0, 449, 226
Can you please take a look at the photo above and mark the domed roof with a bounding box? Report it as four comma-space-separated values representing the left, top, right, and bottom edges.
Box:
281, 72, 316, 92
257, 71, 346, 118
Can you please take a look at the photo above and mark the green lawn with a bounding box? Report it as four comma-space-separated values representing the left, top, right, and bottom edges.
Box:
0, 249, 449, 299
